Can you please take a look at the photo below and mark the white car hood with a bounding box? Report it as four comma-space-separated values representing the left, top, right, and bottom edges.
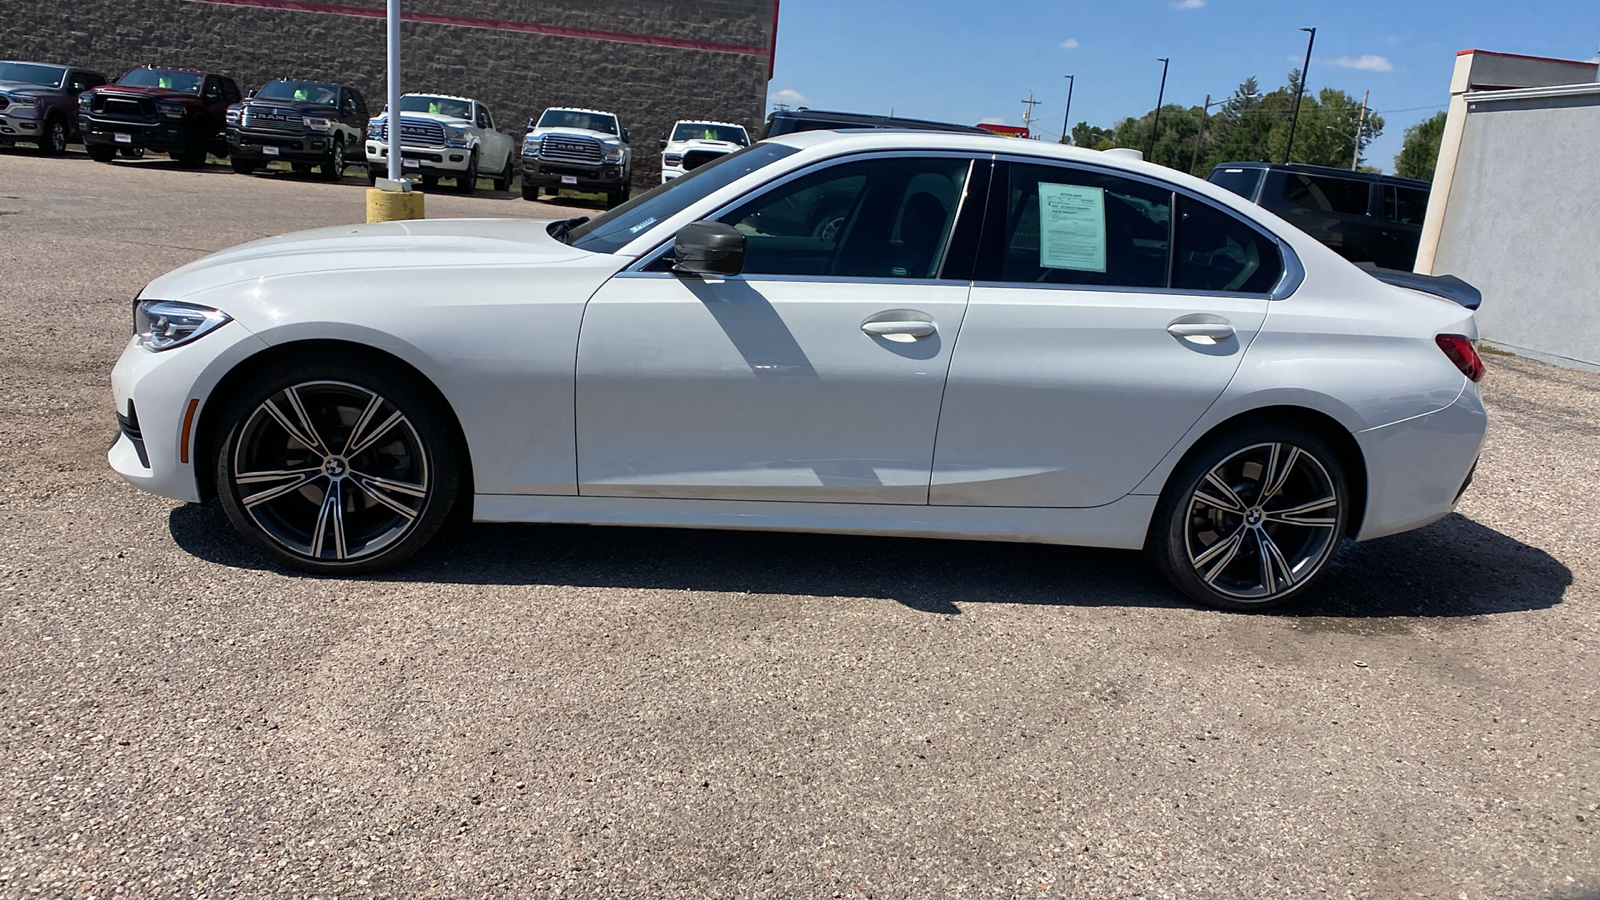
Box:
373, 110, 470, 126
143, 218, 591, 299
665, 139, 743, 154
528, 126, 622, 142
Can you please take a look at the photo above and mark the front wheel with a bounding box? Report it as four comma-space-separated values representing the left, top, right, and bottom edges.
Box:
1148, 423, 1349, 611
87, 143, 117, 163
321, 139, 345, 181
213, 359, 464, 574
40, 116, 68, 156
520, 182, 539, 201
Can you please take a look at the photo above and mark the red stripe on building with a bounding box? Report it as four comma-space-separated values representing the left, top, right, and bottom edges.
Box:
183, 0, 770, 56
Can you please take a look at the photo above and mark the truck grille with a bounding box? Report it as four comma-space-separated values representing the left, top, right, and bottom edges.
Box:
373, 118, 447, 147
97, 96, 151, 118
682, 149, 727, 171
240, 107, 302, 134
538, 134, 603, 165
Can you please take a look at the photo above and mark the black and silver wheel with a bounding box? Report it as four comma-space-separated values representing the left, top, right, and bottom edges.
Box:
492, 154, 514, 192
1150, 423, 1348, 610
40, 116, 68, 156
214, 360, 463, 574
321, 138, 345, 181
456, 152, 478, 194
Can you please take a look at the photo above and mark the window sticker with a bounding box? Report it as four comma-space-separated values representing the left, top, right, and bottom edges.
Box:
1038, 183, 1107, 272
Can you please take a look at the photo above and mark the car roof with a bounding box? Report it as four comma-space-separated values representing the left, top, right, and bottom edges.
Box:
127, 66, 208, 75
544, 107, 618, 117
1211, 160, 1430, 187
403, 92, 474, 103
1, 60, 68, 68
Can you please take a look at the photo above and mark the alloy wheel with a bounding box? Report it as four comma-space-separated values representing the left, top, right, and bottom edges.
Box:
1182, 441, 1342, 602
229, 381, 430, 563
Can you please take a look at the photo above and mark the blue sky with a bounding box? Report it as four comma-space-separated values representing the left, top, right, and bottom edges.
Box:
768, 0, 1600, 172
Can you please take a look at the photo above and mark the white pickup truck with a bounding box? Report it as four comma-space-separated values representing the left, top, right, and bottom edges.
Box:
658, 120, 750, 183
364, 93, 516, 194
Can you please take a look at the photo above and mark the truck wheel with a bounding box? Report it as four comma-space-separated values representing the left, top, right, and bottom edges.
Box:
174, 137, 208, 168
292, 162, 314, 174
492, 154, 514, 193
321, 139, 346, 181
366, 164, 378, 186
231, 158, 259, 175
456, 152, 478, 195
87, 144, 117, 163
421, 174, 438, 191
39, 116, 68, 156
521, 182, 539, 201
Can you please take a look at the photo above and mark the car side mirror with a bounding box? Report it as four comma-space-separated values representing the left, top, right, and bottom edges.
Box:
621, 128, 631, 143
246, 89, 256, 100
672, 221, 745, 277
658, 138, 668, 150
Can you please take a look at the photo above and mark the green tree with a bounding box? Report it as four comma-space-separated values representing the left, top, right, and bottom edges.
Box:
1068, 121, 1113, 148
1394, 111, 1448, 180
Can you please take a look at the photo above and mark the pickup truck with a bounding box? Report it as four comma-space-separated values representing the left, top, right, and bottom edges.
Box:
79, 67, 242, 166
0, 60, 107, 155
227, 79, 369, 180
520, 107, 633, 207
364, 93, 516, 194
658, 120, 749, 183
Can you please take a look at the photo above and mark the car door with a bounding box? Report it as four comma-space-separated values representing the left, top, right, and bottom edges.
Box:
474, 103, 507, 169
575, 153, 988, 503
931, 159, 1287, 508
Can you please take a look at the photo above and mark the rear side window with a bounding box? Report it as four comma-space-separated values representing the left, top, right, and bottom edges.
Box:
1209, 167, 1265, 200
1383, 185, 1429, 225
1282, 173, 1370, 216
1173, 195, 1284, 293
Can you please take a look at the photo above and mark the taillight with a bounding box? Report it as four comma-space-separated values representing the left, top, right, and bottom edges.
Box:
1435, 334, 1485, 383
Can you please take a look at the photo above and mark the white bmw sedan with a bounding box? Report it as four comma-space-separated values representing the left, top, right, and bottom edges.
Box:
110, 130, 1486, 610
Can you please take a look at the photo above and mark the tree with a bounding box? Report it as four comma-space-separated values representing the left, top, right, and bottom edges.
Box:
1394, 111, 1448, 180
1069, 122, 1113, 149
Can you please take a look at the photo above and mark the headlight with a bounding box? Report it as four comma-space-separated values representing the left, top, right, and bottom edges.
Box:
156, 101, 187, 119
133, 300, 231, 352
367, 119, 383, 139
303, 116, 334, 132
225, 107, 241, 125
443, 126, 470, 147
8, 95, 41, 116
663, 153, 683, 166
522, 135, 539, 154
601, 142, 624, 163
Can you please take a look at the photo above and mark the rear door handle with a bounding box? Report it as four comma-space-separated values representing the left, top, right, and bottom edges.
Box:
862, 320, 937, 339
1167, 320, 1235, 344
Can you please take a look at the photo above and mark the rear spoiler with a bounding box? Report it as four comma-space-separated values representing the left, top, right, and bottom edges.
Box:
1354, 262, 1482, 310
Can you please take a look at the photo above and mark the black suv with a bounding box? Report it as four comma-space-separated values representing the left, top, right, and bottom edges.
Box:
1208, 162, 1431, 271
227, 79, 369, 180
758, 108, 988, 140
80, 67, 242, 166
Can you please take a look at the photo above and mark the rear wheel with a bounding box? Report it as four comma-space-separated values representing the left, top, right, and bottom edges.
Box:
213, 358, 463, 574
491, 153, 514, 192
1149, 422, 1349, 611
321, 138, 346, 181
456, 152, 478, 194
520, 182, 539, 201
39, 116, 68, 156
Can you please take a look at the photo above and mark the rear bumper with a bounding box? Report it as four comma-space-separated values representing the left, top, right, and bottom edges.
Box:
1354, 383, 1488, 541
521, 155, 626, 191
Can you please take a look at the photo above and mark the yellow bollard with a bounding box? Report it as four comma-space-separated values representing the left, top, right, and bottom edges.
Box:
366, 188, 425, 223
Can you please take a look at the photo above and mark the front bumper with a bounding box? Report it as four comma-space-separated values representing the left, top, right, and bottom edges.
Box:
661, 163, 686, 183
229, 127, 341, 163
365, 141, 472, 176
110, 326, 271, 504
1353, 383, 1488, 541
0, 109, 44, 141
81, 115, 192, 152
521, 155, 627, 190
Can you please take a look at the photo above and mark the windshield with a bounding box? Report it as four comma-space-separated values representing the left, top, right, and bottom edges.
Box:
568, 143, 799, 254
537, 110, 618, 135
671, 123, 749, 145
256, 80, 339, 105
400, 95, 471, 119
117, 69, 203, 94
0, 62, 65, 88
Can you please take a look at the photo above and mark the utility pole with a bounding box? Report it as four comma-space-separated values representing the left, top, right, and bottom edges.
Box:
1021, 91, 1041, 130
1060, 74, 1075, 144
1147, 58, 1169, 159
1190, 93, 1211, 175
1284, 26, 1316, 163
1351, 89, 1369, 170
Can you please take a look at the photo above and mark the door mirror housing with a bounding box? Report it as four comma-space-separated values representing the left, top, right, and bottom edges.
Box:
621, 127, 631, 143
657, 138, 668, 150
245, 89, 256, 100
672, 221, 745, 277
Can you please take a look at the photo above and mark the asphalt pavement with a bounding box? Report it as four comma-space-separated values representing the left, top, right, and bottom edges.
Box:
1, 146, 1596, 898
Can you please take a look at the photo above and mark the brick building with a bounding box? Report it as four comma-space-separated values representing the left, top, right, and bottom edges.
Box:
2, 0, 778, 185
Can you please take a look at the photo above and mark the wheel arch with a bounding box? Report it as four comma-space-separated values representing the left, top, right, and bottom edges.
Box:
193, 339, 474, 514
1154, 405, 1369, 539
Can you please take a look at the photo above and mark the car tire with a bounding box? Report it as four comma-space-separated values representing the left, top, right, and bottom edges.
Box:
421, 174, 438, 191
212, 356, 464, 575
456, 152, 478, 195
520, 182, 539, 202
87, 144, 117, 163
230, 158, 258, 175
39, 116, 68, 156
1148, 422, 1349, 611
175, 136, 208, 168
492, 154, 513, 193
366, 164, 378, 186
120, 147, 144, 159
321, 138, 345, 181
291, 162, 313, 174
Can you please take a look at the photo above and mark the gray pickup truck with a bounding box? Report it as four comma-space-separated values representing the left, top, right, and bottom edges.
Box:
0, 60, 107, 155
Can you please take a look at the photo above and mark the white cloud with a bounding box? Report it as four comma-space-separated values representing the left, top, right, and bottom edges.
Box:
1333, 54, 1394, 72
1172, 0, 1206, 9
1060, 38, 1080, 49
979, 116, 1006, 125
769, 88, 808, 106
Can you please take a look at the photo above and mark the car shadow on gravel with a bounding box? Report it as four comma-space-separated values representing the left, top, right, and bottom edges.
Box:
167, 505, 1569, 618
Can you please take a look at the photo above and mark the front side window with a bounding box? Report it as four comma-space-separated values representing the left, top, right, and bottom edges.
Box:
1383, 185, 1429, 225
985, 162, 1172, 289
716, 156, 972, 279
119, 69, 203, 94
1282, 173, 1370, 216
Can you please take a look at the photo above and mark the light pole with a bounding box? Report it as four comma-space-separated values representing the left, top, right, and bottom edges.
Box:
1060, 74, 1075, 144
1147, 57, 1169, 159
386, 0, 401, 184
1284, 26, 1316, 163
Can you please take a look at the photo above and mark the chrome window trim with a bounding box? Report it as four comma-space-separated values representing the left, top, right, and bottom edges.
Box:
991, 152, 1304, 300
625, 149, 993, 277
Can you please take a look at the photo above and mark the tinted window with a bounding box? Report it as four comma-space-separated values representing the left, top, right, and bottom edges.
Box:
537, 110, 618, 134
401, 95, 471, 119
1383, 185, 1429, 225
1282, 173, 1370, 216
1173, 195, 1284, 293
0, 62, 66, 87
567, 143, 800, 254
1209, 167, 1265, 200
120, 69, 203, 94
988, 163, 1172, 289
257, 81, 338, 104
672, 123, 749, 145
717, 156, 971, 279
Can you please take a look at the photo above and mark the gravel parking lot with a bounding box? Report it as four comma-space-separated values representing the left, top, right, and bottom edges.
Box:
1, 147, 1597, 899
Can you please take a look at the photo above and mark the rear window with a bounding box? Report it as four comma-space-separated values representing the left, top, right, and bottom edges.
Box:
1282, 173, 1370, 216
1209, 167, 1264, 200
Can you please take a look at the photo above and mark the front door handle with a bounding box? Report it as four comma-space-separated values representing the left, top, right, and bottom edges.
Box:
1167, 319, 1235, 345
862, 320, 937, 339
